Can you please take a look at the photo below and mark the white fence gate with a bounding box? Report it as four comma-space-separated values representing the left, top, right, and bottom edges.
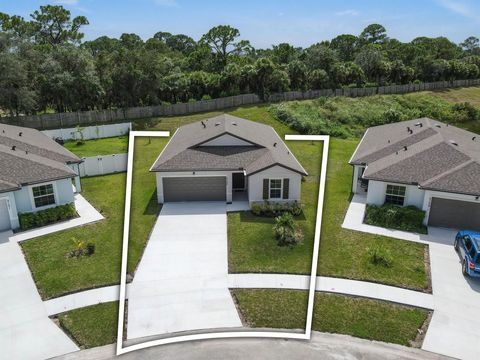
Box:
78, 153, 128, 177
42, 122, 131, 141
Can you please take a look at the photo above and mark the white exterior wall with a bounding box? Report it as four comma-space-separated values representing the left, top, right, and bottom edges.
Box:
199, 134, 254, 146
0, 191, 20, 229
422, 190, 480, 225
248, 165, 302, 203
366, 180, 426, 208
155, 171, 233, 203
352, 165, 360, 193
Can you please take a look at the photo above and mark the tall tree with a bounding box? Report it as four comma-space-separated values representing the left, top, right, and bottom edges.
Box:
360, 24, 388, 44
330, 34, 358, 61
200, 25, 252, 67
30, 5, 89, 45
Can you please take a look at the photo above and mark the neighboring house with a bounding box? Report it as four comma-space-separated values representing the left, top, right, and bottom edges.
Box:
350, 117, 480, 230
151, 114, 307, 205
0, 123, 82, 231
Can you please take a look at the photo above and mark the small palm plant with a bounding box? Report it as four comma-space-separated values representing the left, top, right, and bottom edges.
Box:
273, 212, 295, 246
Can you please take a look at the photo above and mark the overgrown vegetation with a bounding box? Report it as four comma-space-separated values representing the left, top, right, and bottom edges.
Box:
19, 203, 77, 230
365, 204, 428, 234
1, 4, 480, 115
233, 289, 429, 347
270, 93, 480, 138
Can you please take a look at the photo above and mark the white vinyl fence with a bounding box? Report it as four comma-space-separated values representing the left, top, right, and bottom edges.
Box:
42, 122, 131, 141
79, 153, 128, 177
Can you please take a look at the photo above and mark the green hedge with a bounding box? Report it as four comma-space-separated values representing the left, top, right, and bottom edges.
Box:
364, 204, 427, 234
19, 203, 77, 230
250, 201, 303, 217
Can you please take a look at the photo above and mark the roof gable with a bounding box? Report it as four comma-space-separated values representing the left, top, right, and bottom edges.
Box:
151, 115, 307, 176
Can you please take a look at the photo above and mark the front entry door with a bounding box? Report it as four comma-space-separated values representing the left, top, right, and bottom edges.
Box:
232, 172, 245, 190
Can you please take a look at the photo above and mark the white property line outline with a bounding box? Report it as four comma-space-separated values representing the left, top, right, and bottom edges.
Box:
116, 131, 330, 355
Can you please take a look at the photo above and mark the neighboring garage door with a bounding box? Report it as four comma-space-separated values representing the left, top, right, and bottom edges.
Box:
0, 199, 11, 231
163, 177, 226, 202
428, 197, 480, 230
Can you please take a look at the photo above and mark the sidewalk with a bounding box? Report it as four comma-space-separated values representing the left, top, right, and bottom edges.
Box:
228, 274, 434, 309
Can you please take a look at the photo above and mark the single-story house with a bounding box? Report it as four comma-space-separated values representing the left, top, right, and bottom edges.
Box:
350, 117, 480, 230
0, 123, 82, 231
150, 114, 307, 205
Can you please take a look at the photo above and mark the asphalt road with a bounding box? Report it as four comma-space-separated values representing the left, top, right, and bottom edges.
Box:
54, 332, 452, 360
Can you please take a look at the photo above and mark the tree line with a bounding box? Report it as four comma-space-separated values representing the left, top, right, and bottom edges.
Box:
1, 4, 480, 116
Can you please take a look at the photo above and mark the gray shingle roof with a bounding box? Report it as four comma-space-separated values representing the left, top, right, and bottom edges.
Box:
350, 118, 480, 195
0, 124, 80, 193
151, 114, 307, 176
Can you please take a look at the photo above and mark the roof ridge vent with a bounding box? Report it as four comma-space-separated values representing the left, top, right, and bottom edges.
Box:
472, 136, 476, 141
19, 132, 22, 136
403, 146, 408, 151
232, 122, 237, 126
449, 140, 458, 146
11, 145, 16, 151
435, 124, 441, 128
414, 122, 423, 127
201, 121, 206, 129
273, 142, 277, 147
215, 122, 220, 126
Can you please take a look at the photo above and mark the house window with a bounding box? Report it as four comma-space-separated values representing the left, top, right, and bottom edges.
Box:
385, 184, 406, 206
32, 184, 55, 208
269, 179, 282, 199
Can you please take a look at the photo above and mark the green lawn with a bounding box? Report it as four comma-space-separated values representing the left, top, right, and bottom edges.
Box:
233, 289, 429, 347
21, 174, 125, 299
64, 136, 128, 157
56, 301, 118, 348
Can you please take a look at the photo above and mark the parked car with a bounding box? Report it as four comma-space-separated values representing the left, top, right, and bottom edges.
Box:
454, 230, 480, 277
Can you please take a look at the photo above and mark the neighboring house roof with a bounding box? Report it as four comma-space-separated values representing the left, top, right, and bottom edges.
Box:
151, 114, 308, 176
0, 123, 81, 193
350, 118, 480, 196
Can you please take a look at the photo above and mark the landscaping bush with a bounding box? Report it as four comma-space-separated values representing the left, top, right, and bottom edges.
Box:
68, 237, 95, 258
368, 245, 394, 268
250, 201, 303, 217
273, 212, 303, 246
364, 204, 427, 234
19, 203, 77, 230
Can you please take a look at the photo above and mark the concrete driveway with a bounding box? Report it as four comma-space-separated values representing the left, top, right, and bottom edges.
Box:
127, 202, 242, 339
0, 232, 78, 360
422, 228, 480, 360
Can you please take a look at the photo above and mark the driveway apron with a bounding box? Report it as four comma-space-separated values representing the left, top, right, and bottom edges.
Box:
127, 202, 242, 339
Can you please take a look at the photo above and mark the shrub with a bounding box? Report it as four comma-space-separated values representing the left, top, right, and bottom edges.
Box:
273, 212, 303, 246
250, 201, 303, 217
68, 237, 96, 258
364, 204, 427, 234
19, 203, 77, 230
368, 245, 393, 267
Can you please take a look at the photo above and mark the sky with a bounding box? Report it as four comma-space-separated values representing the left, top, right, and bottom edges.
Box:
1, 0, 479, 47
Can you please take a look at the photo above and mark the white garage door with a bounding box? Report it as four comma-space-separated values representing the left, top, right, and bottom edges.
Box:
0, 199, 12, 231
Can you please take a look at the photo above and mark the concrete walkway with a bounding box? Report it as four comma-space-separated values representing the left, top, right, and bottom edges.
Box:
44, 285, 123, 316
342, 194, 480, 360
127, 202, 242, 339
9, 193, 104, 243
228, 274, 434, 309
0, 238, 78, 360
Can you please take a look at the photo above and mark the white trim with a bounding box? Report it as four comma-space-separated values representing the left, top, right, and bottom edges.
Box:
384, 183, 407, 206
148, 130, 176, 172
348, 128, 369, 164
269, 178, 283, 200
28, 181, 58, 211
117, 132, 329, 354
0, 196, 13, 230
